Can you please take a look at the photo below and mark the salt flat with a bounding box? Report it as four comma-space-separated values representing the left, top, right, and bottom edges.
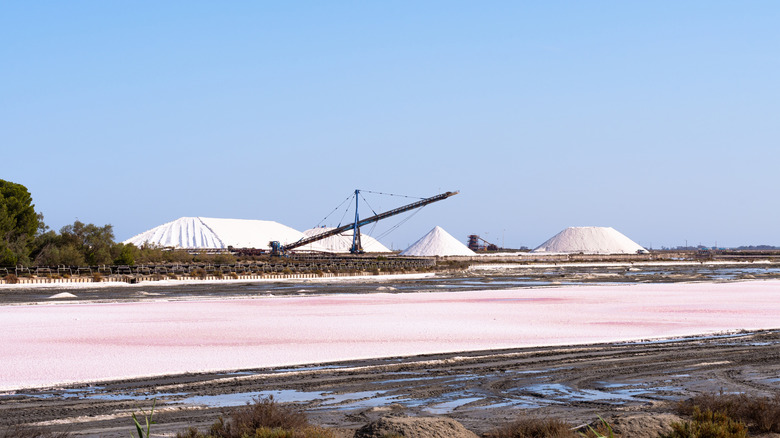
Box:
2, 279, 780, 391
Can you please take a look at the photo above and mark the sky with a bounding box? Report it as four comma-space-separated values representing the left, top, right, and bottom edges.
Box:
2, 2, 778, 250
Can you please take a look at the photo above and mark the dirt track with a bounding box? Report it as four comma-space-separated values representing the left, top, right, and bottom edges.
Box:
2, 263, 780, 437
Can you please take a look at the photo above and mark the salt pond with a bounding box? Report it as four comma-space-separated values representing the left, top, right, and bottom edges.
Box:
2, 279, 780, 391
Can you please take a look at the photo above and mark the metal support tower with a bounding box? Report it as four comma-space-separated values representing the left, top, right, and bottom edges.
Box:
350, 189, 363, 254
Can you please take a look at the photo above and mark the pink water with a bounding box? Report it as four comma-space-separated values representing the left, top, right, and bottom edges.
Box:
2, 280, 779, 391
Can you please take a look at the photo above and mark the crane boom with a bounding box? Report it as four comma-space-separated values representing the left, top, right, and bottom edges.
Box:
272, 190, 459, 254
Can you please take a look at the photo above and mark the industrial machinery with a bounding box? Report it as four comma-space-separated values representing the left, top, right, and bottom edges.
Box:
467, 234, 499, 252
270, 190, 459, 256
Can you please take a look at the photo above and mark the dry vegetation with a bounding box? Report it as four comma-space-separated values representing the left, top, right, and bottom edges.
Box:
675, 393, 780, 435
176, 396, 334, 438
484, 418, 580, 438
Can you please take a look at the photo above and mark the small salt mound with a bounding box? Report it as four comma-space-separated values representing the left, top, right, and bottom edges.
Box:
48, 292, 77, 299
533, 226, 647, 254
401, 226, 476, 256
297, 227, 391, 253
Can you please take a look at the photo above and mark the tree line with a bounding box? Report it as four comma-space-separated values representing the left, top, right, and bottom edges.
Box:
1, 178, 221, 268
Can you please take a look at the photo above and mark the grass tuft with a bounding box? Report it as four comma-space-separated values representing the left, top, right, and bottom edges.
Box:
662, 406, 747, 438
677, 392, 780, 433
484, 417, 577, 438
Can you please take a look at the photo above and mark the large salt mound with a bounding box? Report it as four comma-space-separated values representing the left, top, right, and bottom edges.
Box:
401, 226, 475, 256
533, 226, 647, 254
123, 217, 304, 250
297, 227, 391, 253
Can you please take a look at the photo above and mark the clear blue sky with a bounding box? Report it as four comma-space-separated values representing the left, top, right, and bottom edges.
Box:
2, 2, 778, 250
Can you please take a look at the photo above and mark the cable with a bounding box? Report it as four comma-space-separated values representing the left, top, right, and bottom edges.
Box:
375, 205, 426, 240
335, 194, 355, 228
359, 192, 379, 217
357, 189, 425, 200
316, 194, 354, 228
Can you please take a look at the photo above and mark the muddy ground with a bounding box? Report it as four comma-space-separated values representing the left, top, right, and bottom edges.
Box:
2, 262, 780, 437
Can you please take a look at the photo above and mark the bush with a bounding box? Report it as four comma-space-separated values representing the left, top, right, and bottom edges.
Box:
192, 268, 207, 279
229, 272, 239, 279
677, 393, 780, 433
662, 407, 747, 438
176, 396, 333, 438
92, 272, 103, 282
3, 273, 18, 284
485, 417, 576, 438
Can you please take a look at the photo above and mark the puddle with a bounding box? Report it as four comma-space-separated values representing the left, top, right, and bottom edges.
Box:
424, 396, 483, 414
180, 389, 321, 408
516, 383, 675, 404
13, 388, 182, 403
178, 389, 391, 409
88, 391, 182, 402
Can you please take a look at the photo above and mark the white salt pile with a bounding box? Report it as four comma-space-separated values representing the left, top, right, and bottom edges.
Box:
48, 292, 77, 299
123, 217, 304, 250
297, 227, 391, 253
401, 226, 476, 256
533, 226, 647, 254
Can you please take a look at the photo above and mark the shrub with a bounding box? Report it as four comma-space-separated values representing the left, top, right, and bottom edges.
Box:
213, 271, 224, 279
176, 396, 333, 438
485, 417, 576, 438
677, 393, 780, 433
192, 268, 207, 279
92, 272, 103, 282
229, 272, 239, 279
661, 407, 747, 438
281, 268, 292, 275
168, 273, 178, 280
3, 273, 18, 284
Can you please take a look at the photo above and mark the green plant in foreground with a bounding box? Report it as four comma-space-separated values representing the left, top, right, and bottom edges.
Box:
579, 416, 616, 438
131, 399, 156, 438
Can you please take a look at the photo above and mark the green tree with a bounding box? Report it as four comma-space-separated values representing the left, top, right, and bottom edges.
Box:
111, 242, 136, 265
59, 220, 116, 265
0, 179, 40, 266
